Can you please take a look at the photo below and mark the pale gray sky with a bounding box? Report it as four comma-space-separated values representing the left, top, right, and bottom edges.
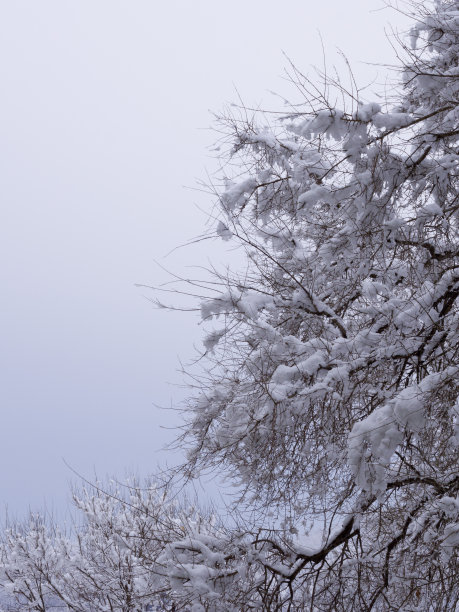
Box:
0, 0, 411, 517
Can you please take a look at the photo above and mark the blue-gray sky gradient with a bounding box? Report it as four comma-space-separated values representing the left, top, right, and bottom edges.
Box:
0, 0, 410, 517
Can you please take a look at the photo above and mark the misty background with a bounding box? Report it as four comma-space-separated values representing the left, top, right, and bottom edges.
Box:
0, 0, 410, 518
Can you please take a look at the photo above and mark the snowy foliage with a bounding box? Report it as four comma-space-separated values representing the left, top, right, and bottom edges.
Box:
0, 482, 227, 611
1, 1, 458, 610
183, 0, 459, 607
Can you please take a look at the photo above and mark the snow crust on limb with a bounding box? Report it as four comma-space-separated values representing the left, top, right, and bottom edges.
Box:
1, 1, 459, 611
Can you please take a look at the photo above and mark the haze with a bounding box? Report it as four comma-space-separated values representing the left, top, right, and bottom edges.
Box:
0, 0, 410, 518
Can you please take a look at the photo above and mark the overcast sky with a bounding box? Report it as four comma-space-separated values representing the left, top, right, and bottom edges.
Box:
0, 0, 411, 519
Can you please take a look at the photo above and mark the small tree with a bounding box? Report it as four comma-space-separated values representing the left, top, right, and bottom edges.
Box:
0, 481, 215, 611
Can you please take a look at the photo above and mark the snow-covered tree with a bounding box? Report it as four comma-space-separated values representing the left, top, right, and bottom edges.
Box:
0, 482, 217, 611
1, 1, 458, 610
173, 0, 459, 608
